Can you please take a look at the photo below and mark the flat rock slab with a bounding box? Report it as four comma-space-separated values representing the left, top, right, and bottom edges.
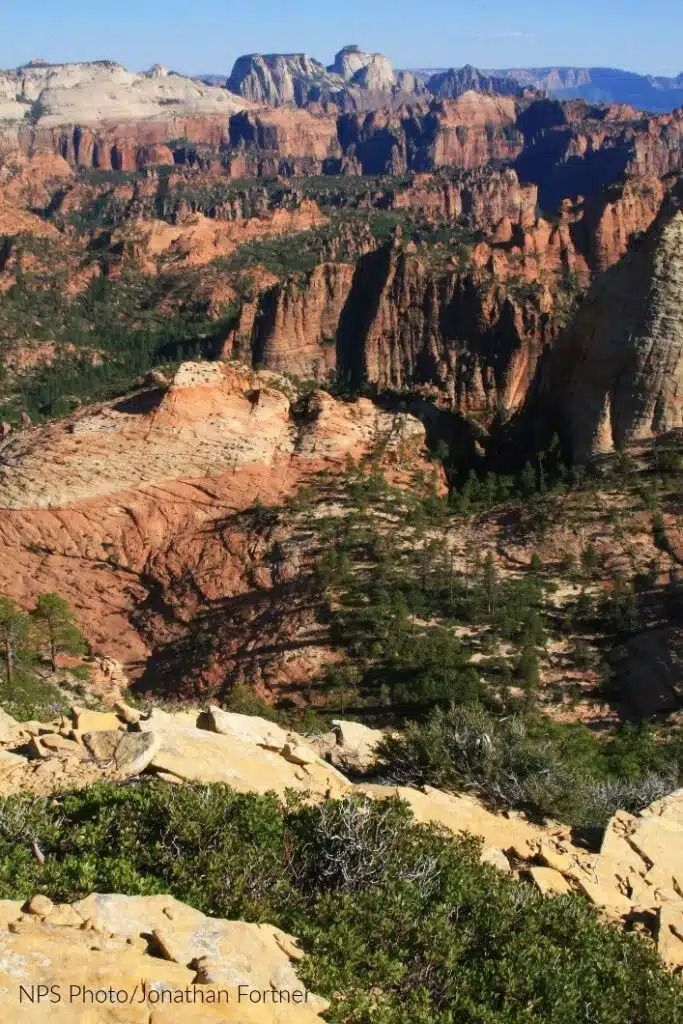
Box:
146, 723, 350, 799
200, 707, 290, 750
358, 783, 548, 855
72, 707, 123, 733
528, 866, 573, 896
330, 719, 384, 771
82, 729, 160, 775
0, 892, 328, 1022
0, 749, 28, 775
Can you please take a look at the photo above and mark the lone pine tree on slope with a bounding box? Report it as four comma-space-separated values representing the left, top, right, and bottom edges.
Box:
33, 593, 87, 672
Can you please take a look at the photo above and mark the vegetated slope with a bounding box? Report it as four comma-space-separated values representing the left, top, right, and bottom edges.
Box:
0, 350, 680, 728
0, 782, 681, 1023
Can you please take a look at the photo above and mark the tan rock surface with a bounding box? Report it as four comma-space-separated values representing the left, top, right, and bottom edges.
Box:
358, 783, 549, 854
328, 719, 384, 772
0, 893, 326, 1022
1, 706, 683, 966
72, 708, 123, 734
657, 903, 683, 970
0, 61, 248, 128
200, 707, 290, 749
528, 865, 574, 896
597, 791, 683, 908
82, 729, 161, 774
555, 208, 683, 458
141, 711, 350, 799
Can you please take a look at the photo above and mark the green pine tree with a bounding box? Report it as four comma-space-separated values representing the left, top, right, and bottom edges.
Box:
33, 593, 87, 672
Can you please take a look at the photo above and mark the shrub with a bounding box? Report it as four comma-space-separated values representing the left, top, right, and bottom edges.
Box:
378, 703, 681, 827
0, 782, 680, 1024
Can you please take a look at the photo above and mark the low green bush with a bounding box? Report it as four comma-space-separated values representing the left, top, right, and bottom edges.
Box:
0, 782, 680, 1023
378, 703, 681, 827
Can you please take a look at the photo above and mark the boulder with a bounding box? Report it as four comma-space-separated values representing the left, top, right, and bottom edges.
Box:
114, 700, 141, 725
21, 720, 45, 737
596, 794, 683, 910
200, 706, 289, 750
0, 750, 28, 775
656, 902, 683, 970
330, 719, 384, 772
27, 736, 49, 759
0, 707, 19, 744
25, 894, 54, 916
38, 733, 82, 756
71, 706, 123, 733
528, 866, 573, 896
480, 847, 512, 873
82, 729, 160, 775
281, 742, 318, 766
144, 716, 349, 799
574, 876, 634, 917
145, 720, 348, 798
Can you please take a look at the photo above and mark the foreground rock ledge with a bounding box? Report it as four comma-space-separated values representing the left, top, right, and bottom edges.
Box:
1, 703, 682, 970
0, 893, 328, 1022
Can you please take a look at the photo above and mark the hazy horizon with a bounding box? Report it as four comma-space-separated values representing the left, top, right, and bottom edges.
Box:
0, 0, 681, 78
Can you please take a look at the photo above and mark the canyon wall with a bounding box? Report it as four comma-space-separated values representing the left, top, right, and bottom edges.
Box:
551, 207, 683, 459
7, 92, 682, 192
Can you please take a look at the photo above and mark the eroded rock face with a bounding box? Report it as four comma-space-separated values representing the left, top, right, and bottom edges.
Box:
227, 240, 553, 413
0, 892, 328, 1022
225, 262, 355, 378
427, 65, 529, 100
228, 52, 339, 107
0, 60, 248, 127
0, 362, 434, 679
391, 167, 538, 229
553, 208, 683, 458
226, 45, 424, 112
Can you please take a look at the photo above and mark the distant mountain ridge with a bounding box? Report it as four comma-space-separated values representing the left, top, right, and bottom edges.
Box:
413, 65, 683, 113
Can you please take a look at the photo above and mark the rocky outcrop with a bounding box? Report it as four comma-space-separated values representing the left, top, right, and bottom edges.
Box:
0, 891, 328, 1021
3, 53, 683, 197
228, 107, 343, 172
218, 171, 669, 415
580, 174, 666, 271
227, 45, 424, 111
12, 115, 232, 172
391, 167, 538, 229
0, 362, 434, 681
427, 65, 530, 100
553, 207, 683, 458
227, 52, 341, 107
225, 262, 356, 377
337, 95, 523, 175
0, 704, 351, 799
225, 239, 555, 414
0, 60, 248, 127
110, 200, 327, 272
515, 101, 683, 208
2, 701, 682, 968
221, 94, 524, 179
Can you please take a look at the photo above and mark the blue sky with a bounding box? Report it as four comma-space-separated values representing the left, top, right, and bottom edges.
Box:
0, 0, 680, 76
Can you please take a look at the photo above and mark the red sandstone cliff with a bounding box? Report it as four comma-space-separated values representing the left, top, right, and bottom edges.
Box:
0, 362, 438, 690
